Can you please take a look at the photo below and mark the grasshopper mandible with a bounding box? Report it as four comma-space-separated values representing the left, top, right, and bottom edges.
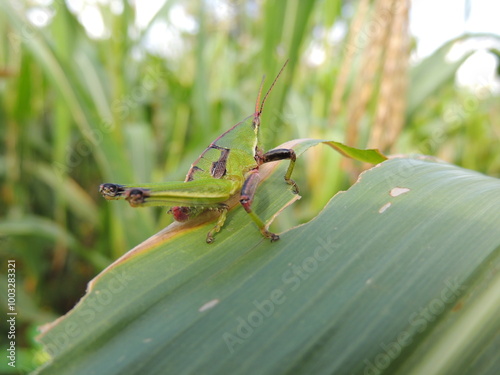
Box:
100, 61, 298, 243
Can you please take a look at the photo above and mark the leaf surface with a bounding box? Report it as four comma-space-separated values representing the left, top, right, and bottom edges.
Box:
34, 149, 500, 375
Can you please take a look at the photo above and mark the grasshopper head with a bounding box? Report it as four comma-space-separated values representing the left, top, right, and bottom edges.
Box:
125, 189, 150, 207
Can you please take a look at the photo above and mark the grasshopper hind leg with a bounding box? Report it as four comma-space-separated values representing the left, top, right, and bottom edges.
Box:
240, 169, 280, 242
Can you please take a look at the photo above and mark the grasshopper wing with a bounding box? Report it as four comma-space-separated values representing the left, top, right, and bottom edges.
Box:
185, 114, 260, 183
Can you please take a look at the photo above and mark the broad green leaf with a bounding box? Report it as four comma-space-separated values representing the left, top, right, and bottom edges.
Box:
34, 150, 500, 375
292, 138, 386, 164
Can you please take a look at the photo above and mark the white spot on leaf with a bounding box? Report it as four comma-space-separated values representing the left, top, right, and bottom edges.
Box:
390, 187, 410, 197
199, 299, 220, 312
379, 202, 392, 213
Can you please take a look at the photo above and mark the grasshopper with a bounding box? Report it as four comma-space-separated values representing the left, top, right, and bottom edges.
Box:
100, 61, 298, 243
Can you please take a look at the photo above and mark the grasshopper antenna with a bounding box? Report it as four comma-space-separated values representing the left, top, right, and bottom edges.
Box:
254, 75, 266, 115
255, 60, 289, 117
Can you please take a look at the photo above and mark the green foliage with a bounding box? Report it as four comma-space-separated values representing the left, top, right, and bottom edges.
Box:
34, 156, 500, 375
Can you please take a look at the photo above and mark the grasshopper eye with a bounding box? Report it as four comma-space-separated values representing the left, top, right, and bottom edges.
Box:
125, 189, 149, 207
169, 206, 191, 222
99, 183, 125, 198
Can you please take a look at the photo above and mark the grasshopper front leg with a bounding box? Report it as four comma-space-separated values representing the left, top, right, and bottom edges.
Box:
258, 148, 299, 194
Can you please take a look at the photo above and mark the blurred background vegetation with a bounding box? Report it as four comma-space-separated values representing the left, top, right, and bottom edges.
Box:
0, 0, 499, 372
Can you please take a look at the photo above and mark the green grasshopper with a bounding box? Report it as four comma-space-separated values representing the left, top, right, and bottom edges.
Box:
100, 62, 298, 243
